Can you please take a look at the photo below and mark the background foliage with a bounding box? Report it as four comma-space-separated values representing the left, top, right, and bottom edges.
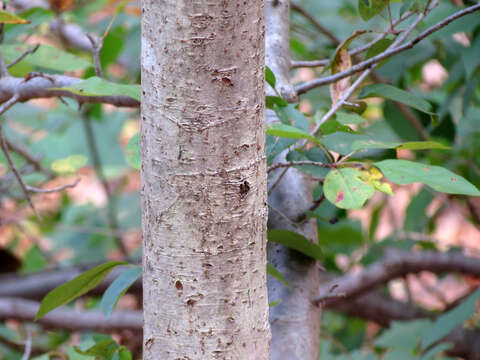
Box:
0, 0, 479, 359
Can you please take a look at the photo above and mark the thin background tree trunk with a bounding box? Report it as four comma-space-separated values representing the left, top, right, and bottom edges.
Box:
265, 1, 321, 359
141, 1, 270, 358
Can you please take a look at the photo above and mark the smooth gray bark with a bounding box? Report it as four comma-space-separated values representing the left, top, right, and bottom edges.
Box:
141, 1, 270, 359
265, 1, 321, 359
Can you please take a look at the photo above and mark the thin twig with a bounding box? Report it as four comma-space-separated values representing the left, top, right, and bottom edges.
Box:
0, 334, 45, 357
0, 125, 39, 218
297, 194, 326, 223
81, 113, 127, 257
0, 93, 20, 116
291, 10, 415, 69
267, 160, 334, 173
268, 167, 288, 195
7, 44, 40, 69
21, 328, 32, 360
5, 137, 53, 176
291, 59, 329, 69
86, 34, 104, 78
25, 178, 80, 193
309, 1, 438, 137
268, 203, 298, 228
0, 56, 8, 77
296, 2, 478, 95
291, 2, 340, 45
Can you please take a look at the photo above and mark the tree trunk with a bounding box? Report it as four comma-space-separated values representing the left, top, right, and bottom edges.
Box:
265, 1, 321, 359
141, 1, 270, 359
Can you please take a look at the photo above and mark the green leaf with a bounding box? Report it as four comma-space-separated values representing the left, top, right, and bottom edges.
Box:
266, 96, 288, 109
359, 84, 433, 114
265, 66, 276, 89
403, 187, 434, 233
397, 141, 450, 151
267, 263, 290, 289
352, 140, 450, 151
421, 343, 451, 360
269, 300, 281, 307
0, 10, 30, 24
358, 0, 387, 21
317, 220, 364, 255
36, 261, 127, 320
51, 154, 88, 174
268, 229, 323, 261
100, 266, 142, 317
267, 123, 320, 145
74, 339, 118, 359
286, 148, 330, 178
0, 44, 91, 72
335, 112, 367, 125
366, 38, 394, 59
266, 135, 297, 165
376, 320, 431, 349
125, 132, 140, 170
375, 160, 480, 196
324, 168, 375, 209
114, 0, 130, 17
421, 288, 480, 349
51, 77, 141, 102
21, 244, 48, 274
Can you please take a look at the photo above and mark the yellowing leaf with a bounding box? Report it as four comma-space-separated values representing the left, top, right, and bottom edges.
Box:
329, 30, 368, 107
330, 49, 352, 107
51, 155, 88, 174
360, 167, 394, 196
0, 10, 31, 24
362, 167, 383, 181
373, 181, 393, 195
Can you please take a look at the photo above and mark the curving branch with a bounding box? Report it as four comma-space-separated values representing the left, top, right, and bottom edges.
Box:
267, 160, 334, 173
314, 249, 480, 306
290, 2, 340, 45
291, 8, 415, 69
0, 75, 139, 108
295, 3, 480, 95
307, 0, 437, 138
0, 264, 141, 300
1, 292, 479, 359
0, 297, 142, 332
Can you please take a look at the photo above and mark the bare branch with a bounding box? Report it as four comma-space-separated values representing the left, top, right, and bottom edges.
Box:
5, 138, 53, 176
291, 2, 340, 45
0, 263, 141, 300
267, 160, 334, 173
25, 178, 80, 194
291, 10, 415, 69
0, 75, 139, 107
0, 96, 40, 218
50, 19, 94, 53
86, 34, 104, 78
296, 2, 479, 95
0, 56, 8, 78
327, 289, 480, 359
21, 328, 32, 360
291, 59, 329, 69
0, 92, 20, 116
314, 249, 480, 305
0, 297, 142, 332
308, 2, 436, 137
7, 44, 40, 69
327, 290, 430, 327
